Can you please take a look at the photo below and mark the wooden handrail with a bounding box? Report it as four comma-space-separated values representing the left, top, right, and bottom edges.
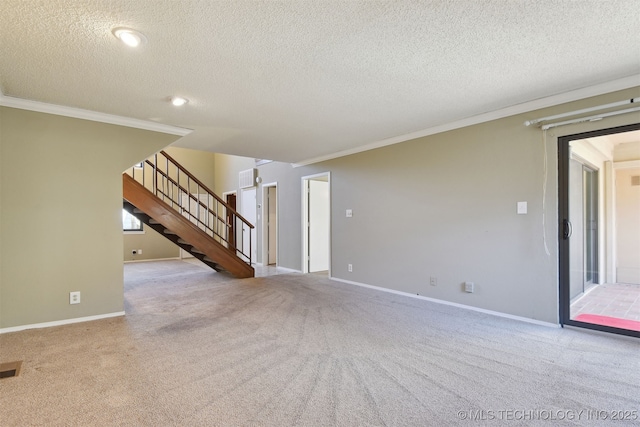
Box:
159, 151, 254, 228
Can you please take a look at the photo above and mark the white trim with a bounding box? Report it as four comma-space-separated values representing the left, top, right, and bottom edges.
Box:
330, 276, 559, 328
274, 266, 301, 274
292, 75, 640, 167
570, 152, 600, 172
604, 161, 616, 284
0, 93, 192, 136
124, 257, 180, 263
123, 230, 145, 235
255, 264, 301, 274
0, 311, 125, 334
614, 160, 640, 170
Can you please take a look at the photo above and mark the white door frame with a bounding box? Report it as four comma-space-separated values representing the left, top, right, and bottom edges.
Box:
262, 182, 278, 266
301, 172, 331, 274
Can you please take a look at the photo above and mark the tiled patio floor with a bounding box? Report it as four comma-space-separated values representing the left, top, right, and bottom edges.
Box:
571, 282, 640, 322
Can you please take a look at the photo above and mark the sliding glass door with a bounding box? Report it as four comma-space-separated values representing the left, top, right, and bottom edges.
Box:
559, 123, 640, 338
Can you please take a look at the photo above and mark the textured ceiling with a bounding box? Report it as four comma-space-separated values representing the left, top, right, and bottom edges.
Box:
1, 0, 639, 163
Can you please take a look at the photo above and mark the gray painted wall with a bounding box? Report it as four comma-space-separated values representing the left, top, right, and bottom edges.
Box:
0, 107, 178, 329
218, 87, 640, 324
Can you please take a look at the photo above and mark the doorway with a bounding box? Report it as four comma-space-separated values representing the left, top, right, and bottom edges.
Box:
559, 123, 640, 337
302, 173, 330, 274
262, 183, 278, 266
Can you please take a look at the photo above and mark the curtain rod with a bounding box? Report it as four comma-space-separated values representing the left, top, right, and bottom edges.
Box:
540, 106, 640, 131
524, 97, 639, 127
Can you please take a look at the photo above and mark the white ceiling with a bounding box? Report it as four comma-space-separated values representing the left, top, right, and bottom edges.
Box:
598, 130, 640, 147
1, 0, 639, 163
573, 129, 640, 164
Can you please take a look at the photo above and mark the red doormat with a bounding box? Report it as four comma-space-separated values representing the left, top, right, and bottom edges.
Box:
574, 314, 640, 332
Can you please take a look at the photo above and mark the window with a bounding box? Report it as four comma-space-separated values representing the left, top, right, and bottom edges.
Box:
123, 209, 143, 232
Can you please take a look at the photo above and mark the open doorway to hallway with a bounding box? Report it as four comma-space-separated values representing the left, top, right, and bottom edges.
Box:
559, 124, 640, 337
302, 173, 330, 275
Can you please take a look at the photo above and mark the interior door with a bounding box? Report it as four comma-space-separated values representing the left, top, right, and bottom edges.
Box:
241, 188, 257, 263
308, 180, 329, 272
267, 187, 277, 265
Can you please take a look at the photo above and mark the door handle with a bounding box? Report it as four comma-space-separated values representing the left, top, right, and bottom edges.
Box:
562, 219, 572, 240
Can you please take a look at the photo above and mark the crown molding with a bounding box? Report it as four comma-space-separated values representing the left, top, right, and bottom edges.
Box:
614, 160, 640, 170
0, 93, 192, 137
293, 74, 640, 167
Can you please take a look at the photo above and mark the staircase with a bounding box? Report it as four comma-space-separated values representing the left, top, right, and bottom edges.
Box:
123, 151, 254, 278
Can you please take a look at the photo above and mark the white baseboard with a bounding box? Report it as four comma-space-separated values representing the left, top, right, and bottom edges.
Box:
124, 257, 181, 264
0, 311, 125, 334
255, 263, 301, 274
329, 276, 558, 328
274, 266, 302, 274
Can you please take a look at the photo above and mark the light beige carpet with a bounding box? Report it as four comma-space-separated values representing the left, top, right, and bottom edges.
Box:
1, 260, 639, 426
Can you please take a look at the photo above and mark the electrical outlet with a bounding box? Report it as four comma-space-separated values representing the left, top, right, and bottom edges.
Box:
138, 249, 142, 254
346, 209, 353, 218
70, 291, 81, 305
430, 276, 437, 286
465, 282, 475, 293
348, 264, 353, 272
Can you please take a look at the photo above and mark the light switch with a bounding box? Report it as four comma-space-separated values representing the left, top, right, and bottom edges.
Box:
346, 209, 353, 218
517, 201, 527, 215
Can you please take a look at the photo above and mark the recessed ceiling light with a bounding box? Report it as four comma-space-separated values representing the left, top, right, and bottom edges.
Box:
112, 27, 146, 48
171, 96, 189, 107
